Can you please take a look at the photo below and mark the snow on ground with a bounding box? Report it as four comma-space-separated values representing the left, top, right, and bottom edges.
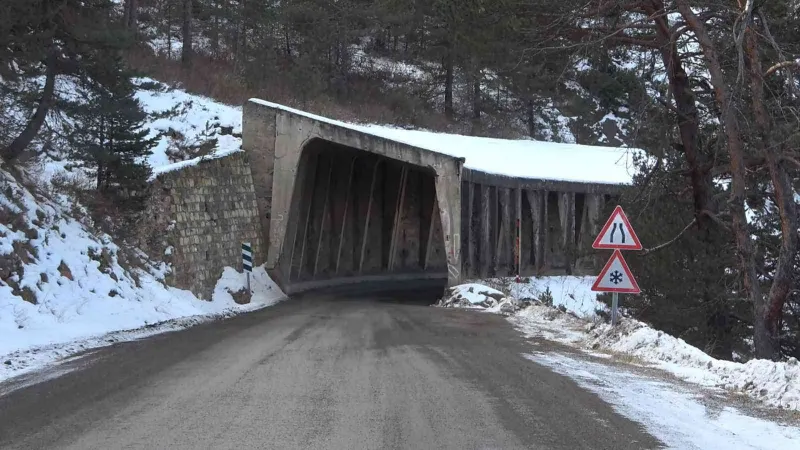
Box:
248, 98, 638, 185
440, 280, 800, 412
133, 78, 243, 177
586, 319, 800, 411
506, 276, 606, 317
443, 283, 508, 307
0, 168, 285, 384
529, 352, 800, 450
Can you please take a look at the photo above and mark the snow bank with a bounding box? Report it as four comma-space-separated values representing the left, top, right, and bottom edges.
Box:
440, 279, 800, 411
0, 169, 285, 383
437, 283, 523, 315
588, 320, 800, 411
530, 352, 800, 450
249, 98, 638, 185
506, 276, 606, 317
441, 283, 508, 307
513, 306, 800, 411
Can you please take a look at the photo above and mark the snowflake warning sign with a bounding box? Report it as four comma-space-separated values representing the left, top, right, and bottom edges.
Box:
591, 250, 641, 294
592, 205, 642, 250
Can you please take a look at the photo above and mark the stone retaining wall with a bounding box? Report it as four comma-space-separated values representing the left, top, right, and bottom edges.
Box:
140, 152, 264, 299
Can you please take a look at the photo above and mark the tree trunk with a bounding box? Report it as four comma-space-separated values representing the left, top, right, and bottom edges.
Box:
744, 21, 798, 360
527, 98, 535, 137
181, 0, 193, 67
125, 0, 138, 31
444, 37, 454, 119
165, 1, 172, 59
647, 2, 733, 358
2, 52, 58, 162
675, 0, 762, 357
472, 69, 481, 121
648, 5, 712, 224
124, 0, 131, 27
212, 5, 220, 59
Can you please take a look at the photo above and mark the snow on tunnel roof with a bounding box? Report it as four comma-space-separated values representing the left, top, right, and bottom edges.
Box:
249, 98, 639, 186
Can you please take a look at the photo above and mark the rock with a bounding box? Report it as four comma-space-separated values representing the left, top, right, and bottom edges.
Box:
3, 360, 11, 365
229, 287, 252, 305
759, 389, 768, 397
484, 291, 506, 302
499, 302, 516, 315
58, 261, 73, 281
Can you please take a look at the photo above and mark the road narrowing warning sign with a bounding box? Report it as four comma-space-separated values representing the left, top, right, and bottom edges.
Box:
591, 249, 641, 294
592, 205, 642, 251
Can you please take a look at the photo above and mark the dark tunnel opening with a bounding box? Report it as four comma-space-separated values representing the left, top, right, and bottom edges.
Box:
276, 138, 448, 297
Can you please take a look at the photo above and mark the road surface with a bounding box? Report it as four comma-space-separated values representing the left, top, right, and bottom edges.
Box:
0, 289, 660, 449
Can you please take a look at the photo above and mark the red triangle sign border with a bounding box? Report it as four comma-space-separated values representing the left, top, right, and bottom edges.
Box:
592, 205, 643, 250
591, 250, 641, 294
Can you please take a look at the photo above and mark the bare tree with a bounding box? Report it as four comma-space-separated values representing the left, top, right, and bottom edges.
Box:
182, 0, 193, 67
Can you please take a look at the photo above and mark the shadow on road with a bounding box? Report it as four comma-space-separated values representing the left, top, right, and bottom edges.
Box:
289, 278, 446, 306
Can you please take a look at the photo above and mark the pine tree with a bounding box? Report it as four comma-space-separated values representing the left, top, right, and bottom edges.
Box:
64, 54, 155, 210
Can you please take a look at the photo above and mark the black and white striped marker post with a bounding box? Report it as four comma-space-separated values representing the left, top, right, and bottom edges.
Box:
242, 242, 253, 292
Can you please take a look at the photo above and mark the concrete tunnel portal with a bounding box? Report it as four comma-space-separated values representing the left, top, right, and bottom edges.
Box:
276, 138, 450, 294
242, 99, 465, 297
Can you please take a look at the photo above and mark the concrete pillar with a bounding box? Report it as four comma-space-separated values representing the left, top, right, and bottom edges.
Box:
357, 160, 381, 274
465, 182, 477, 278
422, 176, 439, 270
333, 157, 357, 274
242, 101, 276, 265
264, 112, 305, 280
434, 158, 463, 288
288, 151, 318, 281
479, 185, 492, 277
559, 192, 576, 274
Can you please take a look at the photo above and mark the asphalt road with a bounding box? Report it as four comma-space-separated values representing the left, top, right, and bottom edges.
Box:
0, 289, 661, 450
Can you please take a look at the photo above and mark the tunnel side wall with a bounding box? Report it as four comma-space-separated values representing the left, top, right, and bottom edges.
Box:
459, 169, 624, 281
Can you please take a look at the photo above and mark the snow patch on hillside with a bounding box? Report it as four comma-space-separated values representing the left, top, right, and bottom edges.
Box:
133, 78, 244, 177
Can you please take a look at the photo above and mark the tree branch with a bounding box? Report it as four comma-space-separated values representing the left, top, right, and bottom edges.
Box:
764, 60, 800, 78
640, 217, 697, 256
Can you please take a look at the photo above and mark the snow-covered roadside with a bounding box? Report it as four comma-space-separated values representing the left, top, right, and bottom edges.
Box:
529, 352, 800, 450
439, 280, 800, 412
513, 305, 800, 411
0, 166, 285, 385
1, 265, 285, 384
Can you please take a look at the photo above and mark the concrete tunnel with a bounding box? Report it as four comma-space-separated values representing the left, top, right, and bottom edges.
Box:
143, 99, 629, 300
242, 99, 464, 296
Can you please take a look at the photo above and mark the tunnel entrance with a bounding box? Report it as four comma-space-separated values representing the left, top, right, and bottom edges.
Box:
276, 138, 448, 295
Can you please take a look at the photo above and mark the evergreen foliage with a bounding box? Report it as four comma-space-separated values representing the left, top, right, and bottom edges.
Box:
63, 54, 155, 210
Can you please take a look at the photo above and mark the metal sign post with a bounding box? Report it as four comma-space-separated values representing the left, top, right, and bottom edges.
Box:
242, 242, 253, 292
591, 206, 642, 326
611, 292, 619, 326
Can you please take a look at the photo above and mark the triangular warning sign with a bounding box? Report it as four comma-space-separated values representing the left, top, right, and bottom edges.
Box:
592, 205, 642, 250
591, 250, 641, 294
